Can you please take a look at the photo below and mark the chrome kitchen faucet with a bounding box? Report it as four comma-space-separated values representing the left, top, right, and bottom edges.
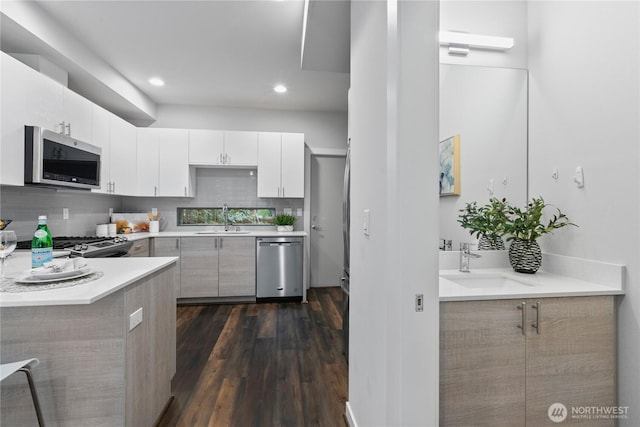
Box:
222, 204, 229, 231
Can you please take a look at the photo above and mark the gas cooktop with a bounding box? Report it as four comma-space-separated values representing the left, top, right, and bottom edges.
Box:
17, 236, 132, 257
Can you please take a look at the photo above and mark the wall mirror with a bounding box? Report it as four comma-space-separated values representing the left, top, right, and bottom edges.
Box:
439, 64, 529, 248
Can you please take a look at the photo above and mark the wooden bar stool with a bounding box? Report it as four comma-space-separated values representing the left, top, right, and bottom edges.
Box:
0, 358, 45, 426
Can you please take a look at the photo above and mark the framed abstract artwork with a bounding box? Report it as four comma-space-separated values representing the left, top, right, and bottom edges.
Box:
439, 135, 460, 196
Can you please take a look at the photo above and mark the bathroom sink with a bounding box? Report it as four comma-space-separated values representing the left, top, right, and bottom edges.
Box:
195, 230, 251, 235
440, 274, 535, 290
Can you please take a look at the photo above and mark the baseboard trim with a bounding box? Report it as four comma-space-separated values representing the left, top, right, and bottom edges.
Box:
345, 401, 358, 427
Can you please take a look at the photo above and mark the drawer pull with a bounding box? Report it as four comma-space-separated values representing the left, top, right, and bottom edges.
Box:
531, 301, 541, 334
517, 302, 526, 335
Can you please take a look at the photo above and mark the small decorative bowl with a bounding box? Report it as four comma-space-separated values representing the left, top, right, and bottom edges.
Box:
0, 219, 12, 230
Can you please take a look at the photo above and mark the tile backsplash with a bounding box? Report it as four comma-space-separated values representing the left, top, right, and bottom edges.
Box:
0, 168, 304, 239
0, 186, 122, 240
122, 168, 304, 231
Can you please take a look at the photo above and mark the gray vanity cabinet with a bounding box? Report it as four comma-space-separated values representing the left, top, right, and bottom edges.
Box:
440, 296, 616, 427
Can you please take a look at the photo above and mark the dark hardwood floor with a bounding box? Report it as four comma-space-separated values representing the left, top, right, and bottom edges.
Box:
158, 287, 348, 427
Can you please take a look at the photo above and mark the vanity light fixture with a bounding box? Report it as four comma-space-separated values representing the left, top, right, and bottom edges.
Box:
439, 31, 514, 56
273, 84, 287, 94
149, 77, 165, 87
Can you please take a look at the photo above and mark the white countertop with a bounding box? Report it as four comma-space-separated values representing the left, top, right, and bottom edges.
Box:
125, 230, 307, 240
439, 268, 625, 301
0, 253, 178, 308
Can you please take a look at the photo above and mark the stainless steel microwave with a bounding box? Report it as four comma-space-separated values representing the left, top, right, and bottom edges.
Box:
24, 125, 101, 190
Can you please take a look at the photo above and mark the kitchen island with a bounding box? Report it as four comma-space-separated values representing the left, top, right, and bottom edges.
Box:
0, 255, 178, 427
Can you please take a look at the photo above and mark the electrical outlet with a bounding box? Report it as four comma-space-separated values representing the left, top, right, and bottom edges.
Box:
415, 294, 424, 312
129, 307, 143, 331
63, 208, 69, 220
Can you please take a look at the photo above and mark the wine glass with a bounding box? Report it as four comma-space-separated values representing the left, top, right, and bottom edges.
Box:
0, 230, 17, 280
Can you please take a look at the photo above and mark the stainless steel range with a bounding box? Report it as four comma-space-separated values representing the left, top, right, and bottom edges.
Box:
17, 236, 133, 258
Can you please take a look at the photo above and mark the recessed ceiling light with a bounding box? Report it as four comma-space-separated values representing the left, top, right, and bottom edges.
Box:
273, 84, 287, 94
149, 77, 165, 87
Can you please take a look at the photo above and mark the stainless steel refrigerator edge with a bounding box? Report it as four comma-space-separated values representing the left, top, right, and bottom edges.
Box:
341, 139, 351, 360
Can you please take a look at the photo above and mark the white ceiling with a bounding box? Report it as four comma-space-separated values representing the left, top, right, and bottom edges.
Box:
2, 0, 349, 120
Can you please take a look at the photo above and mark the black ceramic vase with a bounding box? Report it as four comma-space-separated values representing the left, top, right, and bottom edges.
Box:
508, 238, 542, 273
478, 235, 505, 250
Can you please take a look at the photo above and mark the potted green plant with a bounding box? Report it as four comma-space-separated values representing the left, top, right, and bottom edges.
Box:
457, 198, 509, 250
504, 197, 576, 273
274, 214, 296, 232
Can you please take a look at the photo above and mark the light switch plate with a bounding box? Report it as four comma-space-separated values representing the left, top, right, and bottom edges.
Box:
62, 208, 69, 220
296, 208, 303, 217
363, 209, 370, 236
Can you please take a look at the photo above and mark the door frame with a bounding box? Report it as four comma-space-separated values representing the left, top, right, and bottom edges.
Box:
304, 147, 347, 301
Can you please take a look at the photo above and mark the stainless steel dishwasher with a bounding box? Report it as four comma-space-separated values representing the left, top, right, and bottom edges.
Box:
256, 237, 303, 299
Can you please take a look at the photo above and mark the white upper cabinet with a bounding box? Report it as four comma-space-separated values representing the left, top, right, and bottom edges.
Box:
158, 128, 191, 197
280, 133, 305, 198
137, 128, 192, 197
109, 115, 137, 196
1, 52, 95, 186
188, 129, 257, 166
188, 129, 224, 165
61, 89, 93, 142
1, 52, 34, 185
257, 132, 304, 198
222, 131, 258, 166
136, 128, 160, 196
91, 104, 112, 194
257, 132, 282, 198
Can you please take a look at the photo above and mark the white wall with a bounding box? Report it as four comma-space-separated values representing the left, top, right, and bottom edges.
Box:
440, 0, 528, 69
150, 104, 347, 151
528, 2, 640, 424
348, 1, 439, 425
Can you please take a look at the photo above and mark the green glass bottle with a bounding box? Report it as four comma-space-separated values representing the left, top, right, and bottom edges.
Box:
32, 215, 53, 268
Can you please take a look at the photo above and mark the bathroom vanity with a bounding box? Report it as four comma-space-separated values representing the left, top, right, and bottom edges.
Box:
439, 255, 624, 427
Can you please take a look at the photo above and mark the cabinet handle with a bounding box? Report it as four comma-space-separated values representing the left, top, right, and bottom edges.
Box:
517, 302, 526, 335
154, 186, 157, 196
112, 182, 116, 194
66, 122, 71, 136
219, 153, 223, 164
220, 238, 223, 249
175, 239, 180, 250
184, 186, 187, 196
214, 238, 218, 249
282, 187, 285, 197
531, 301, 541, 334
59, 121, 66, 135
224, 153, 229, 164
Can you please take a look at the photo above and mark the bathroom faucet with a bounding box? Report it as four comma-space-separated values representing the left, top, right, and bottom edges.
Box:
459, 242, 482, 272
222, 204, 229, 231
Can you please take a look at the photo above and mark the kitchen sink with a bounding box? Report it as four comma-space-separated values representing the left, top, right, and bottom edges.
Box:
194, 230, 251, 235
440, 274, 535, 290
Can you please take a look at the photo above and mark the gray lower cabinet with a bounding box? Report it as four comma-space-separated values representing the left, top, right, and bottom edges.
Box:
440, 296, 616, 427
128, 238, 150, 257
154, 236, 256, 299
179, 237, 219, 298
218, 237, 256, 297
152, 237, 181, 297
